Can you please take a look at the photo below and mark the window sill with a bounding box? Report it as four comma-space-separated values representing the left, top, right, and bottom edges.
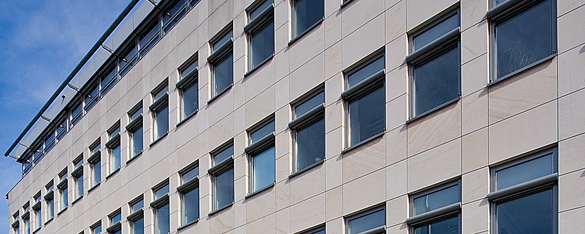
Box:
488, 53, 556, 87
126, 152, 143, 164
288, 18, 324, 46
406, 96, 460, 124
57, 207, 67, 216
71, 195, 83, 205
289, 160, 324, 179
177, 219, 199, 230
208, 202, 233, 217
342, 131, 385, 154
88, 183, 101, 193
150, 132, 168, 147
244, 54, 274, 78
208, 84, 233, 105
176, 109, 199, 127
44, 217, 53, 225
106, 168, 120, 179
245, 182, 275, 199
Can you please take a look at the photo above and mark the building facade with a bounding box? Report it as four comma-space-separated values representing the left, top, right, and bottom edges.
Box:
6, 0, 585, 233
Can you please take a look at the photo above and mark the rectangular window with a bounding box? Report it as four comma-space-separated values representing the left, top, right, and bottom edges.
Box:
346, 206, 386, 234
406, 10, 460, 119
11, 211, 19, 234
151, 182, 170, 234
57, 169, 68, 211
208, 27, 233, 99
128, 196, 144, 234
56, 118, 68, 141
178, 56, 199, 121
407, 181, 461, 234
72, 156, 84, 201
22, 209, 30, 234
488, 0, 556, 81
178, 163, 199, 226
151, 83, 169, 142
44, 181, 55, 221
292, 0, 324, 39
209, 142, 234, 212
245, 119, 275, 194
487, 148, 558, 234
106, 124, 121, 174
32, 193, 41, 231
106, 210, 122, 234
127, 104, 144, 159
162, 0, 198, 32
90, 222, 101, 234
290, 90, 325, 174
245, 0, 274, 72
84, 84, 100, 112
342, 53, 385, 148
88, 140, 101, 188
100, 67, 118, 96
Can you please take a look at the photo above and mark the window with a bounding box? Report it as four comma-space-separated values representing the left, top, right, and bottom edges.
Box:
44, 181, 55, 222
151, 182, 170, 234
209, 142, 234, 212
406, 181, 461, 234
208, 27, 233, 100
128, 197, 144, 234
22, 203, 30, 234
127, 104, 143, 159
487, 0, 556, 80
163, 0, 200, 33
302, 225, 325, 234
88, 140, 101, 189
150, 83, 169, 142
245, 0, 274, 72
245, 119, 275, 194
346, 206, 385, 234
292, 0, 324, 40
178, 163, 199, 226
11, 211, 19, 234
487, 148, 557, 234
72, 155, 84, 202
406, 10, 460, 119
90, 222, 102, 234
57, 169, 68, 212
106, 210, 121, 234
177, 56, 199, 121
56, 118, 68, 141
70, 102, 83, 128
341, 53, 385, 148
290, 90, 325, 174
100, 67, 117, 96
32, 193, 41, 231
84, 84, 99, 112
106, 124, 121, 174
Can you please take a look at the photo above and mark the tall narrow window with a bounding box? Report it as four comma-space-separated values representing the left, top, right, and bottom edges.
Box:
178, 163, 199, 226
127, 104, 143, 160
292, 0, 324, 39
57, 169, 68, 212
88, 140, 101, 188
208, 27, 233, 100
290, 90, 325, 174
106, 209, 122, 234
151, 182, 170, 234
90, 221, 102, 234
128, 196, 144, 234
22, 203, 30, 234
346, 206, 386, 234
32, 193, 41, 231
209, 142, 234, 213
245, 0, 274, 72
342, 53, 385, 148
177, 56, 199, 122
487, 148, 558, 234
245, 119, 275, 195
151, 83, 169, 142
11, 211, 19, 234
44, 181, 55, 222
406, 181, 461, 233
406, 10, 460, 119
106, 123, 121, 175
72, 155, 84, 202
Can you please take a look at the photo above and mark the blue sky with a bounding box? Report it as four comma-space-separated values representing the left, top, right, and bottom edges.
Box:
0, 0, 130, 231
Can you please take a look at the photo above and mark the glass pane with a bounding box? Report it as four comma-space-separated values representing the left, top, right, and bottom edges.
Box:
93, 161, 101, 186
132, 218, 144, 234
182, 81, 199, 119
214, 145, 234, 165
71, 104, 83, 126
110, 145, 121, 172
131, 200, 143, 213
63, 188, 68, 208
497, 189, 553, 234
56, 120, 67, 140
213, 31, 233, 51
101, 69, 117, 95
49, 199, 54, 219
496, 154, 553, 190
294, 0, 324, 37
348, 86, 385, 146
250, 121, 275, 144
182, 187, 199, 224
155, 106, 169, 139
414, 216, 459, 234
348, 56, 385, 88
413, 14, 459, 51
45, 134, 55, 152
251, 146, 275, 192
296, 119, 325, 171
109, 127, 120, 138
76, 175, 83, 198
155, 204, 170, 234
295, 91, 324, 118
213, 54, 233, 96
250, 0, 274, 19
214, 168, 234, 209
182, 166, 199, 184
496, 0, 552, 78
414, 184, 460, 215
250, 19, 274, 70
154, 86, 169, 101
155, 184, 169, 200
348, 208, 385, 234
132, 127, 143, 157
139, 23, 161, 55
131, 108, 143, 122
91, 144, 101, 155
181, 60, 198, 79
111, 213, 121, 224
412, 45, 460, 117
163, 0, 187, 28
92, 225, 101, 234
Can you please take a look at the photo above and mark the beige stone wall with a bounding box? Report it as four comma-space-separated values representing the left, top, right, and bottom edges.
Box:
8, 0, 585, 233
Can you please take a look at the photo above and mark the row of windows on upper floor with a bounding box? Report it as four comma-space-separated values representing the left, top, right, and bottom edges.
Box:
19, 0, 557, 179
